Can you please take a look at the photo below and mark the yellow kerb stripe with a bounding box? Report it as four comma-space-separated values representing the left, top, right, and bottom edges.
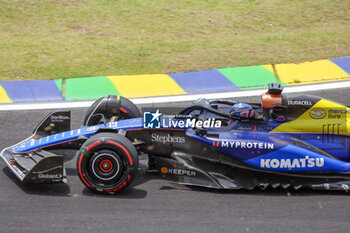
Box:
107, 74, 186, 98
274, 59, 349, 85
0, 86, 11, 103
262, 65, 275, 74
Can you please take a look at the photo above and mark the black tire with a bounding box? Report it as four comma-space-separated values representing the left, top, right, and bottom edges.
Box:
77, 133, 138, 194
83, 95, 141, 126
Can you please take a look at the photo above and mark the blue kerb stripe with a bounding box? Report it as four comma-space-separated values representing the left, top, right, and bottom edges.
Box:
329, 57, 350, 75
0, 80, 63, 102
169, 69, 239, 94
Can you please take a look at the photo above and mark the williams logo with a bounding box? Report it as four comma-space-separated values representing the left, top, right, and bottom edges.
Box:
143, 110, 162, 128
309, 108, 326, 119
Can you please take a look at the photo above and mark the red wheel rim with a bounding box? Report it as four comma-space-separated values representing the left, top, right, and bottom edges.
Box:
100, 159, 113, 173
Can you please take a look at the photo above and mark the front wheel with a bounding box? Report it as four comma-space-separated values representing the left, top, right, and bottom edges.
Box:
77, 133, 138, 194
83, 95, 141, 126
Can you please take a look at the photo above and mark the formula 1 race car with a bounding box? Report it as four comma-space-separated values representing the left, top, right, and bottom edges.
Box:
2, 83, 350, 194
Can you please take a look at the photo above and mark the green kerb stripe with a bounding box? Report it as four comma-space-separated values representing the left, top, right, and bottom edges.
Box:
218, 66, 277, 89
54, 79, 63, 92
65, 76, 119, 101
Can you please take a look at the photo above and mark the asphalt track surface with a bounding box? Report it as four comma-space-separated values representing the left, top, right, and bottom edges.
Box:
1, 88, 350, 233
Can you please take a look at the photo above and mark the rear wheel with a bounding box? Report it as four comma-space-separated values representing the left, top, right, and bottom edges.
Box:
77, 133, 138, 194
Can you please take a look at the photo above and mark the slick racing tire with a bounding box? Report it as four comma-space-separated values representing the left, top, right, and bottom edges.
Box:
83, 95, 141, 126
77, 133, 138, 194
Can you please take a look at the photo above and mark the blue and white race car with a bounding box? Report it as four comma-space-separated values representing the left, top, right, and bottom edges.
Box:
2, 83, 350, 194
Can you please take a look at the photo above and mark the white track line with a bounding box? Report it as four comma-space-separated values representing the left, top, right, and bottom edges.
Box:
1, 80, 350, 111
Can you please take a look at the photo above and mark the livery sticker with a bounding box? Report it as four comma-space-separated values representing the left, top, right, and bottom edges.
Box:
244, 145, 350, 173
260, 156, 324, 169
151, 134, 185, 144
87, 126, 99, 131
288, 100, 313, 106
160, 167, 196, 176
50, 115, 70, 123
212, 140, 274, 150
309, 107, 350, 120
309, 108, 326, 119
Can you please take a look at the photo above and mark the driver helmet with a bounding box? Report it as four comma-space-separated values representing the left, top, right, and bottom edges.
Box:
230, 103, 255, 118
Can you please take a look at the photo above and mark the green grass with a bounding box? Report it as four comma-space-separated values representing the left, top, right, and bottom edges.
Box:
0, 0, 349, 81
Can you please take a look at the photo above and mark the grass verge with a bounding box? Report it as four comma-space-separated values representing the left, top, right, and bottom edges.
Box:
0, 0, 349, 81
